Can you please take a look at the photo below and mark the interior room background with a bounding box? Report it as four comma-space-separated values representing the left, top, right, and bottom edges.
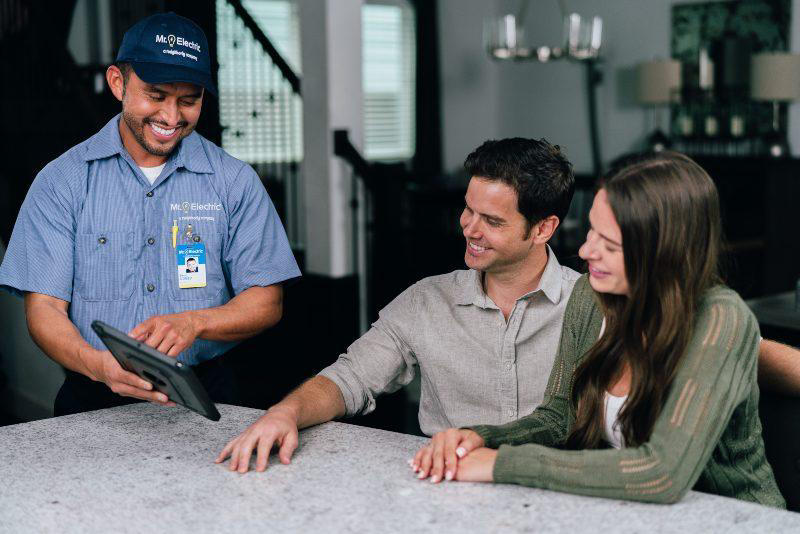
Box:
1, 0, 798, 435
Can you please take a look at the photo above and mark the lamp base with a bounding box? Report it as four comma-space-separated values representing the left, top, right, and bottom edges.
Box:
763, 130, 789, 158
646, 129, 671, 152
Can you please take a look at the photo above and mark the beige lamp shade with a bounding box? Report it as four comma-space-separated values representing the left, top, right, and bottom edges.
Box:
637, 59, 681, 104
751, 53, 800, 101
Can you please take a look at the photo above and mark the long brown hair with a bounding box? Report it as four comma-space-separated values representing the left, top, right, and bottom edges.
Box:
565, 152, 722, 449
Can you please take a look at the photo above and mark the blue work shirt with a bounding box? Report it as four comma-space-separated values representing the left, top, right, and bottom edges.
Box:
0, 114, 301, 365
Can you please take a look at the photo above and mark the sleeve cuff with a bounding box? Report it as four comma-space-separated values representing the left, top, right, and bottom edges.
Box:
0, 279, 72, 302
232, 268, 301, 295
492, 444, 542, 485
468, 424, 505, 450
317, 363, 368, 417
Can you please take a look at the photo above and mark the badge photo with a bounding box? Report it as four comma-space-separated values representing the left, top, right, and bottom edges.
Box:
176, 243, 207, 288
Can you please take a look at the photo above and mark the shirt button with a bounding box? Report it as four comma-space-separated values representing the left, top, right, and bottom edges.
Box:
146, 191, 154, 197
508, 409, 516, 417
147, 237, 155, 246
505, 362, 513, 371
146, 283, 155, 292
97, 237, 107, 245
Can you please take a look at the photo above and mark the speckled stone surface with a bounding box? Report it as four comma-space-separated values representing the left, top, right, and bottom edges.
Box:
1, 403, 798, 533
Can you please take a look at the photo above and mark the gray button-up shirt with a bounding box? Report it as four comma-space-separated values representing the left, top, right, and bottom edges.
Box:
319, 246, 580, 436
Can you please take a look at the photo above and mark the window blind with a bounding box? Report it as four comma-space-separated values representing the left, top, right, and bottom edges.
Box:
363, 2, 416, 161
216, 0, 303, 164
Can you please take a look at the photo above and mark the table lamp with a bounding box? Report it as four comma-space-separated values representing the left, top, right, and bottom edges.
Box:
637, 59, 681, 152
750, 52, 800, 157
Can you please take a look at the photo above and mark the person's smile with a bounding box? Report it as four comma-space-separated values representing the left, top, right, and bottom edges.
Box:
587, 263, 611, 279
466, 240, 491, 256
145, 120, 183, 142
149, 123, 179, 139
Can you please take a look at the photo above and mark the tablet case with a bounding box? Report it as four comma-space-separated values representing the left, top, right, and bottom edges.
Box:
91, 320, 221, 421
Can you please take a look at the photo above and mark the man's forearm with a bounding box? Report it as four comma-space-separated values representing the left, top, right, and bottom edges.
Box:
190, 285, 283, 342
758, 338, 800, 396
24, 294, 99, 380
275, 375, 346, 429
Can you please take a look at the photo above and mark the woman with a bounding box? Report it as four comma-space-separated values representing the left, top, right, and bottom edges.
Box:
411, 152, 784, 508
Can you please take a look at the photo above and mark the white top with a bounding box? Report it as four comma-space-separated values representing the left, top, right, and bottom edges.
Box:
138, 163, 166, 185
599, 318, 628, 449
604, 391, 627, 449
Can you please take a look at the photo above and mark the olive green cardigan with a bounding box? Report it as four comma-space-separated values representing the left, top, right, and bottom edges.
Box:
470, 275, 785, 508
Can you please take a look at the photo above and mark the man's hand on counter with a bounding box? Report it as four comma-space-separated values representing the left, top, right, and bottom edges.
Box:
215, 376, 346, 473
86, 347, 175, 406
215, 404, 300, 473
129, 312, 199, 357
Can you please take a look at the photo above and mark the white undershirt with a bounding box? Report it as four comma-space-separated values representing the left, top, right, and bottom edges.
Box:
604, 391, 627, 449
138, 163, 166, 185
599, 318, 628, 449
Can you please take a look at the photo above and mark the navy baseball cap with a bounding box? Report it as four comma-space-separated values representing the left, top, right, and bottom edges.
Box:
116, 12, 217, 96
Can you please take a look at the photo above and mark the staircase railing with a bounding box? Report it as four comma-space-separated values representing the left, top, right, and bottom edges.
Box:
220, 0, 303, 251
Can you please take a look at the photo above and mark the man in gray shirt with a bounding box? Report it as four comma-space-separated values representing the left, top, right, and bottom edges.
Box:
217, 138, 580, 472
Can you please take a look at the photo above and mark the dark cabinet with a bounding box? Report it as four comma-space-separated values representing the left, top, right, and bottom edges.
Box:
694, 156, 800, 298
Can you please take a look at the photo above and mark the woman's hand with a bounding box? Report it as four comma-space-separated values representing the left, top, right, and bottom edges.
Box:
453, 447, 497, 482
410, 428, 485, 482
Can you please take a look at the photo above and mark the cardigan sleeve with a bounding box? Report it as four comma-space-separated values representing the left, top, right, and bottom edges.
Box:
470, 275, 602, 449
489, 290, 762, 504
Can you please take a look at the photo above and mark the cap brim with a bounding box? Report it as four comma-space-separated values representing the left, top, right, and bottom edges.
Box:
130, 61, 217, 97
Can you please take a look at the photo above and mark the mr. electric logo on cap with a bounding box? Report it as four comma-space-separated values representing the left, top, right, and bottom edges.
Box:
154, 33, 201, 52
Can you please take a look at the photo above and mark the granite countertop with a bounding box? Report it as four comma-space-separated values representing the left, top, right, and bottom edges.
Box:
1, 403, 798, 533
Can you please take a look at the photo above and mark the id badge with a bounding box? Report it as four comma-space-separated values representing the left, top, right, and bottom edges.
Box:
176, 243, 207, 288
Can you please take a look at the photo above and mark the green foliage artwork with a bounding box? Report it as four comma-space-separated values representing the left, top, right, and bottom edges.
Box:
671, 0, 790, 144
673, 0, 788, 68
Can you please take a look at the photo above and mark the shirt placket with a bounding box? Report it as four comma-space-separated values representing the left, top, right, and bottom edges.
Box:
140, 163, 176, 323
499, 299, 528, 423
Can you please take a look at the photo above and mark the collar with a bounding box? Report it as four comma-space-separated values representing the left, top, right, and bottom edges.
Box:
534, 244, 566, 304
456, 269, 494, 308
83, 113, 213, 174
83, 115, 125, 162
456, 244, 565, 307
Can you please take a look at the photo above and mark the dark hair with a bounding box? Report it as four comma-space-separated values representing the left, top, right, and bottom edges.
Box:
463, 138, 575, 230
566, 151, 721, 449
115, 61, 133, 84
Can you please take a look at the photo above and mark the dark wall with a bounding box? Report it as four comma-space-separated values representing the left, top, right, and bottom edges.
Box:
0, 0, 220, 245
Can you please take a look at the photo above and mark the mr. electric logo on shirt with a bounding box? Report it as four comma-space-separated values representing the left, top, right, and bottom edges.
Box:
170, 202, 222, 212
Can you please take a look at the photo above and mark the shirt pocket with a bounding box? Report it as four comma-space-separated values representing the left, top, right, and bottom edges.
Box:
167, 232, 225, 301
74, 232, 136, 302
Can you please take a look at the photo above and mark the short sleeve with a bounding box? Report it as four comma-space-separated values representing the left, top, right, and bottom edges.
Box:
0, 169, 76, 301
223, 165, 300, 294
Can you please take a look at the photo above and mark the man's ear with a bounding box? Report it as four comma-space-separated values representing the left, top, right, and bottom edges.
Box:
531, 215, 561, 245
106, 65, 125, 102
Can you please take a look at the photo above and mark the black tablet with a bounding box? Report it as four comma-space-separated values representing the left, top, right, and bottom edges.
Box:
91, 320, 221, 421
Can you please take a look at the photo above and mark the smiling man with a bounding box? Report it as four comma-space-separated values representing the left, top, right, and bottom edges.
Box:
216, 138, 581, 472
0, 13, 300, 415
